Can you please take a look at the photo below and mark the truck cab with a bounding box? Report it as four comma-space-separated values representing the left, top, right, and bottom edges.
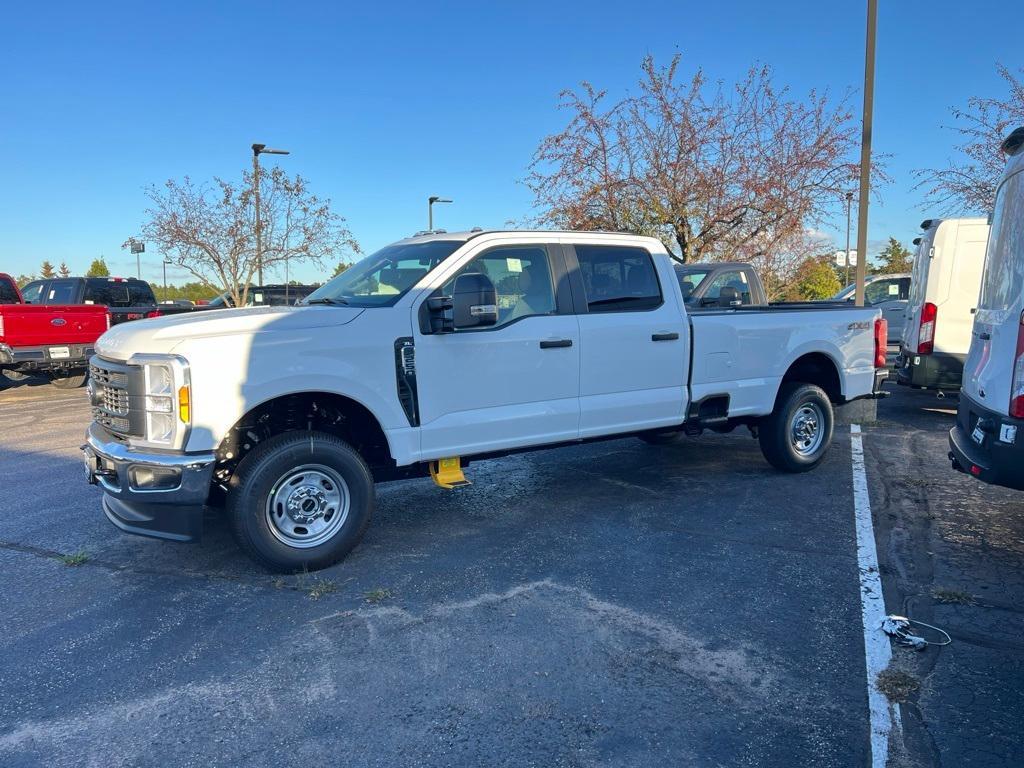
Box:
949, 127, 1024, 490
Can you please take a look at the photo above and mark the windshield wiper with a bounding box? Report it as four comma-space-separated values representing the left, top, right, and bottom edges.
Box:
305, 296, 349, 306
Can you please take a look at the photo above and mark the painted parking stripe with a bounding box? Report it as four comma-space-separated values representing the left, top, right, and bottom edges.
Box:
850, 424, 902, 766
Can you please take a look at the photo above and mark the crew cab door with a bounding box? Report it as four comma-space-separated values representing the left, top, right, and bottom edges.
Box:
563, 242, 689, 438
413, 241, 580, 458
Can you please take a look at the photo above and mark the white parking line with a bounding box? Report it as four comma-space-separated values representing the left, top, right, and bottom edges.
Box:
850, 424, 902, 766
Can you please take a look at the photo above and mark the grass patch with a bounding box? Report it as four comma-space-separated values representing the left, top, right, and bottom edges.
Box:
56, 550, 89, 566
876, 668, 920, 703
364, 587, 394, 604
305, 578, 339, 601
931, 587, 975, 605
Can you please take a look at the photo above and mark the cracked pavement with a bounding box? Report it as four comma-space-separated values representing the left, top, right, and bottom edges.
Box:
1, 374, 1021, 766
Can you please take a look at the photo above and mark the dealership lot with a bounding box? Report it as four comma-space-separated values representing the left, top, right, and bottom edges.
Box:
1, 378, 1022, 767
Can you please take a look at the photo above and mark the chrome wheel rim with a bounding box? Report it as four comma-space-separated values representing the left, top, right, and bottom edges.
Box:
265, 464, 350, 549
790, 403, 825, 456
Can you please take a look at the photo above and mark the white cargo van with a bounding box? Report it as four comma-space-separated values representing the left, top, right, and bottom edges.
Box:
949, 127, 1024, 490
896, 217, 990, 390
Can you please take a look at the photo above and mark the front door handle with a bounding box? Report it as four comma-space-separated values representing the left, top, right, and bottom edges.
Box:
651, 332, 679, 342
539, 339, 573, 349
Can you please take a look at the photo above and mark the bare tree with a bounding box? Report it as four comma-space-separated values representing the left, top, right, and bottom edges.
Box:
134, 167, 360, 306
527, 55, 874, 275
915, 65, 1024, 213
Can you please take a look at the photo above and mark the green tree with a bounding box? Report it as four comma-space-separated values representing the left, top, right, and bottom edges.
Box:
58, 262, 71, 277
873, 237, 914, 275
86, 257, 110, 277
781, 256, 842, 300
39, 261, 56, 279
331, 261, 351, 278
15, 274, 35, 288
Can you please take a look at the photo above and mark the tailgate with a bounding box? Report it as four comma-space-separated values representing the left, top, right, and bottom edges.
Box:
0, 305, 109, 347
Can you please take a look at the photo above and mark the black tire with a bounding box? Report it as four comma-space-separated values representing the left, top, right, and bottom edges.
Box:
227, 431, 374, 573
638, 430, 685, 445
49, 370, 88, 389
758, 382, 834, 473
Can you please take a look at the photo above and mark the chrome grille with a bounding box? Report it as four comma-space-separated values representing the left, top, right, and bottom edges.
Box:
89, 358, 136, 438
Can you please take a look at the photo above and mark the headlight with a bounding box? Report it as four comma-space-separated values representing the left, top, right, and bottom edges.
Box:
128, 355, 191, 449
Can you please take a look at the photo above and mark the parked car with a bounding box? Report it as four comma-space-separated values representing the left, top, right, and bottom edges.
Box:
673, 262, 767, 307
0, 272, 110, 388
949, 127, 1024, 490
20, 276, 198, 325
83, 230, 888, 572
206, 284, 318, 308
894, 218, 990, 391
832, 273, 911, 344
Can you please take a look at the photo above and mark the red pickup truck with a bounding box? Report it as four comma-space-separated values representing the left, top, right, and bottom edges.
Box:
0, 273, 110, 389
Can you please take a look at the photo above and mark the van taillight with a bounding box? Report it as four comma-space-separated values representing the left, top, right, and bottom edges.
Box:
918, 302, 937, 354
1010, 311, 1024, 419
874, 317, 887, 368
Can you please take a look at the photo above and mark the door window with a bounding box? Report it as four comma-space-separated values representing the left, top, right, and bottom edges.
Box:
128, 284, 153, 305
0, 279, 20, 304
979, 169, 1024, 312
84, 281, 131, 306
443, 246, 556, 328
46, 281, 78, 304
20, 281, 44, 303
865, 278, 907, 305
575, 245, 661, 312
703, 270, 753, 305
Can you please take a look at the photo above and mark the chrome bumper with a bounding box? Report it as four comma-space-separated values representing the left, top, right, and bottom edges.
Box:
82, 422, 216, 542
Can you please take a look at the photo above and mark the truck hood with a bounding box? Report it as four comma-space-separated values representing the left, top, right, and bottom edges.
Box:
95, 305, 365, 361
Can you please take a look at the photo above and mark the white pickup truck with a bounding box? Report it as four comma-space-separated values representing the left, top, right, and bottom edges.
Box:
83, 231, 888, 571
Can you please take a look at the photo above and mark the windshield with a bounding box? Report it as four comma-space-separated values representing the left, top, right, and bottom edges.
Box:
303, 240, 463, 307
978, 169, 1024, 316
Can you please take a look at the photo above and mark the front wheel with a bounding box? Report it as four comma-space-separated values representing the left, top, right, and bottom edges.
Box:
227, 431, 374, 573
758, 382, 834, 472
49, 370, 88, 389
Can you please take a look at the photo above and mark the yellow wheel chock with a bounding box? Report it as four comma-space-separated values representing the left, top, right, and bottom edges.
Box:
429, 457, 471, 489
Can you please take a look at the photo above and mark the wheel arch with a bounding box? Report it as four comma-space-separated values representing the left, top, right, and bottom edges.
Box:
779, 352, 843, 404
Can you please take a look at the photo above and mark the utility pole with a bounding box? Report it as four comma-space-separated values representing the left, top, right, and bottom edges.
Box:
854, 0, 878, 307
162, 258, 171, 301
845, 191, 854, 286
251, 143, 290, 286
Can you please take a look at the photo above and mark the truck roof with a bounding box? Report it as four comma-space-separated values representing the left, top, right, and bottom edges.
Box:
396, 229, 666, 245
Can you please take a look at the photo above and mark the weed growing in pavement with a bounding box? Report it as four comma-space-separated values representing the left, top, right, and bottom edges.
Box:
364, 587, 394, 604
57, 550, 89, 566
306, 579, 339, 601
876, 668, 920, 703
931, 587, 976, 605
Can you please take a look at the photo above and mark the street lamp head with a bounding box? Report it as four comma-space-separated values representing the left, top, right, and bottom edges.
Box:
429, 196, 452, 204
252, 143, 290, 156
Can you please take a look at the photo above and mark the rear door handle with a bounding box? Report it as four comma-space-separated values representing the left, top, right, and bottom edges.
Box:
651, 332, 679, 341
539, 339, 573, 349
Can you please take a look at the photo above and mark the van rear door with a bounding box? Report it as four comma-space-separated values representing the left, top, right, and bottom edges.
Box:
963, 168, 1024, 416
902, 228, 936, 353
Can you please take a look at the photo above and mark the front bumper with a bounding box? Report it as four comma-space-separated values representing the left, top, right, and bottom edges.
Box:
82, 422, 216, 542
948, 394, 1024, 491
894, 348, 965, 391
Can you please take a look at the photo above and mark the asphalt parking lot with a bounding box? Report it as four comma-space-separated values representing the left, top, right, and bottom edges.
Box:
1, 375, 1022, 767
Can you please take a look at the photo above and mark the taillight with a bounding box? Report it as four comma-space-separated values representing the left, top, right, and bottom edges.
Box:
1010, 311, 1024, 419
105, 312, 111, 330
874, 317, 888, 368
146, 310, 162, 319
0, 315, 5, 337
918, 302, 937, 355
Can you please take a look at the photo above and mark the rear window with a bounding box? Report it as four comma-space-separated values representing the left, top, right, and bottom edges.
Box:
0, 278, 19, 304
978, 170, 1024, 313
575, 245, 662, 312
84, 281, 131, 306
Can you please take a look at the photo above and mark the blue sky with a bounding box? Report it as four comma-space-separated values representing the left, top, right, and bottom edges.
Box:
0, 0, 1017, 286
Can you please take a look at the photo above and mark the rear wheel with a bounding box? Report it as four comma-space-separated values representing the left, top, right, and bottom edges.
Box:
49, 370, 88, 389
227, 431, 374, 573
758, 382, 834, 472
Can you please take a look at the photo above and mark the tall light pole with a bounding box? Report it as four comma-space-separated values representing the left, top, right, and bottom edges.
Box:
252, 143, 290, 285
129, 239, 145, 279
854, 0, 878, 307
845, 191, 854, 287
162, 258, 172, 301
428, 196, 452, 231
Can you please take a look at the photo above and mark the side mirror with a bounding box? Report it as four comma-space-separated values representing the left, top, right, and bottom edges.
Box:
718, 286, 742, 308
452, 273, 497, 329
